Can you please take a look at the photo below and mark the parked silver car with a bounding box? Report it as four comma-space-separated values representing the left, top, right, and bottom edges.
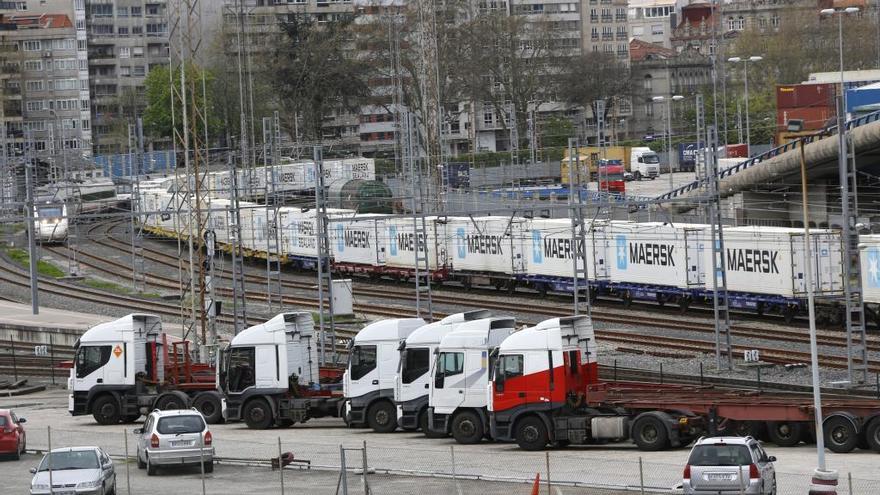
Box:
29, 446, 116, 495
134, 408, 214, 476
682, 436, 776, 495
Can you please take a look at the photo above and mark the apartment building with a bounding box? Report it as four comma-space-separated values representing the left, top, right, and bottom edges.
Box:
627, 0, 676, 48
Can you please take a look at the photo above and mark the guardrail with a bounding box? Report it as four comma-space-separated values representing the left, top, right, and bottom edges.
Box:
655, 109, 880, 201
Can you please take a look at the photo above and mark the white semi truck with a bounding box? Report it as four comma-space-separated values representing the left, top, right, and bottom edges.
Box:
394, 310, 492, 434
426, 316, 516, 444
342, 318, 426, 432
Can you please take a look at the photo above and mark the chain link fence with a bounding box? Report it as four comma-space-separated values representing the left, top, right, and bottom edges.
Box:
23, 425, 879, 495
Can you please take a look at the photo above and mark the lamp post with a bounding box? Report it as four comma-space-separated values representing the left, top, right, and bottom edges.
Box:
727, 56, 762, 156
821, 7, 860, 115
652, 95, 683, 191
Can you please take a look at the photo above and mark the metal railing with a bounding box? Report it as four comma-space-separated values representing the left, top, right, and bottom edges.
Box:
655, 109, 880, 201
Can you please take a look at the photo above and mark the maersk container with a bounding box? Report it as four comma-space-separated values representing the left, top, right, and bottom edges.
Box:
330, 214, 386, 266
385, 216, 449, 271
859, 235, 880, 304
712, 227, 844, 298
526, 218, 607, 280
448, 216, 527, 274
603, 222, 708, 289
279, 207, 354, 259
203, 198, 234, 247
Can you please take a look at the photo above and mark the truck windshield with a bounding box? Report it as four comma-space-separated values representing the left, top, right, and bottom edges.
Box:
687, 444, 752, 466
642, 154, 660, 164
349, 345, 377, 380
401, 347, 430, 384
227, 347, 256, 393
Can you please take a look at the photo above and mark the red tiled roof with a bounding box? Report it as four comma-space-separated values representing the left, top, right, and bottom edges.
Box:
630, 39, 676, 62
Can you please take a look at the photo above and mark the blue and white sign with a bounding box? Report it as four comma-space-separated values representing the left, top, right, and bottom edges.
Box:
456, 227, 466, 259
866, 248, 880, 289
388, 226, 398, 256
336, 223, 345, 252
532, 230, 543, 264
616, 235, 628, 270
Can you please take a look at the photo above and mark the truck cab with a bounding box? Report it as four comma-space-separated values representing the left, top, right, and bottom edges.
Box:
69, 314, 221, 425
221, 312, 334, 429
630, 147, 660, 180
427, 317, 516, 444
343, 318, 426, 432
395, 310, 492, 433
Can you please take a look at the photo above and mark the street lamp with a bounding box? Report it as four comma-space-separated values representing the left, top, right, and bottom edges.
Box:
820, 7, 860, 112
652, 95, 684, 191
727, 56, 762, 156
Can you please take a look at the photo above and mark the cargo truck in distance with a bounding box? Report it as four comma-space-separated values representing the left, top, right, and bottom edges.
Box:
69, 312, 346, 428
629, 147, 661, 180
489, 316, 880, 453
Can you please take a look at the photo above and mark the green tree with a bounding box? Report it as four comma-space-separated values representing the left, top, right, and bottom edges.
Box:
556, 51, 632, 141
540, 115, 574, 148
142, 64, 221, 142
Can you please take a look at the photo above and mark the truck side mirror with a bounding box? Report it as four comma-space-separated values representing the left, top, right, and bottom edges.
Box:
495, 376, 505, 393
434, 373, 444, 389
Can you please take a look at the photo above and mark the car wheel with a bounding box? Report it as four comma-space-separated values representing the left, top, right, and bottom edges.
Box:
146, 455, 157, 476
515, 416, 549, 451
13, 439, 21, 460
768, 476, 777, 495
203, 461, 214, 474
367, 401, 397, 433
137, 450, 146, 469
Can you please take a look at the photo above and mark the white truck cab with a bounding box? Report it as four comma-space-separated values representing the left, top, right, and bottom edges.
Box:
222, 312, 329, 429
630, 147, 660, 180
427, 316, 516, 444
394, 310, 492, 433
343, 318, 426, 432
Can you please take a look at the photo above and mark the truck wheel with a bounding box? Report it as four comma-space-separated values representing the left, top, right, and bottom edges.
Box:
368, 401, 398, 433
634, 171, 642, 181
864, 419, 880, 452
243, 398, 273, 429
92, 395, 122, 425
451, 411, 484, 444
766, 421, 803, 447
155, 391, 189, 411
193, 392, 224, 424
632, 416, 669, 451
824, 417, 858, 453
515, 416, 549, 451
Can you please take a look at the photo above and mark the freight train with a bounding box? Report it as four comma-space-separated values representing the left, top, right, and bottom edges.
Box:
134, 178, 880, 326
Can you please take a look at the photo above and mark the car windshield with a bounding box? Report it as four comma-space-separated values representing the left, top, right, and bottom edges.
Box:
688, 444, 752, 466
157, 415, 205, 435
38, 451, 99, 471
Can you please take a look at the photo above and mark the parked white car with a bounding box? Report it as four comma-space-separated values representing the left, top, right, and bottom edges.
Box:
134, 408, 214, 476
682, 436, 776, 495
29, 446, 116, 495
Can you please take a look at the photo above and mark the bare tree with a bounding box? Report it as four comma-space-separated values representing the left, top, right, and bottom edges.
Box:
557, 51, 632, 138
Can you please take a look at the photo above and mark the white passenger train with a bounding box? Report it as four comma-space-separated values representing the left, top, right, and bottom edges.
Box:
135, 181, 880, 325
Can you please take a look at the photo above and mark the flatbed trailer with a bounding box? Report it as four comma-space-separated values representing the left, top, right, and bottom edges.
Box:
489, 316, 880, 453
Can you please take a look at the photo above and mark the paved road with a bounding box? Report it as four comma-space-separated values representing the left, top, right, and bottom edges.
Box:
5, 388, 879, 495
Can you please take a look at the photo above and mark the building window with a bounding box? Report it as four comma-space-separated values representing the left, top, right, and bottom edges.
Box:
90, 4, 112, 16
133, 47, 144, 57
133, 66, 145, 77
483, 109, 493, 125
645, 102, 654, 117
770, 15, 779, 28
16, 2, 26, 11
62, 119, 77, 130
120, 66, 131, 77
643, 75, 653, 92
651, 24, 663, 35
82, 119, 90, 130
758, 17, 767, 29
80, 99, 90, 110
632, 26, 643, 36
119, 47, 130, 59
26, 100, 45, 112
64, 139, 79, 149
131, 6, 142, 16
146, 23, 167, 35
26, 80, 44, 91
26, 121, 45, 131
604, 43, 613, 52
24, 60, 42, 71
22, 40, 41, 51
118, 27, 129, 35
117, 6, 128, 16
34, 141, 46, 151
51, 39, 76, 50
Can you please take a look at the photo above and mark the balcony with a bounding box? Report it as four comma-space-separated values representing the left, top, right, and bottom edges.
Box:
1, 64, 19, 74
591, 33, 599, 41
601, 15, 612, 22
590, 14, 598, 21
616, 15, 626, 22
616, 32, 628, 40
602, 33, 613, 40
